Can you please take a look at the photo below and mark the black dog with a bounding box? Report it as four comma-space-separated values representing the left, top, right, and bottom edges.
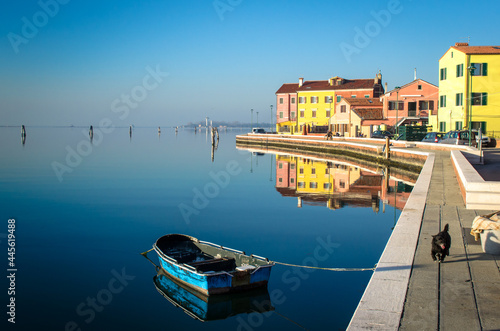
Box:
431, 224, 451, 262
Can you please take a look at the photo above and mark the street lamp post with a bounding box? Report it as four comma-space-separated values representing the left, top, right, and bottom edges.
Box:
251, 109, 253, 129
329, 96, 333, 132
270, 105, 273, 132
467, 65, 476, 146
256, 112, 259, 126
395, 86, 401, 137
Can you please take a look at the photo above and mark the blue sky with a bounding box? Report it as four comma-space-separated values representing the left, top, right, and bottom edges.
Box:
1, 0, 499, 127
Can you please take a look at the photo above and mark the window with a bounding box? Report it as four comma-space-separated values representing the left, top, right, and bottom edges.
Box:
456, 64, 464, 77
325, 96, 333, 103
324, 183, 331, 189
299, 97, 306, 104
351, 95, 356, 98
290, 178, 295, 184
451, 51, 453, 58
340, 105, 346, 113
279, 112, 284, 119
299, 167, 304, 174
471, 63, 487, 76
388, 101, 404, 110
279, 98, 284, 104
311, 168, 316, 175
471, 121, 487, 133
336, 95, 341, 102
309, 182, 318, 189
456, 93, 463, 106
439, 95, 446, 107
429, 100, 434, 110
291, 97, 295, 104
298, 182, 305, 188
278, 163, 283, 169
312, 110, 316, 118
278, 178, 283, 183
325, 168, 329, 175
472, 92, 487, 106
326, 110, 330, 118
439, 122, 446, 132
290, 111, 296, 120
300, 110, 305, 118
339, 180, 346, 189
419, 101, 428, 110
455, 121, 463, 130
440, 67, 447, 80
364, 94, 370, 98
290, 164, 295, 170
311, 96, 318, 103
417, 84, 422, 90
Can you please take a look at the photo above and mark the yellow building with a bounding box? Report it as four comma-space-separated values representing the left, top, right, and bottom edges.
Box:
295, 74, 384, 135
437, 43, 500, 137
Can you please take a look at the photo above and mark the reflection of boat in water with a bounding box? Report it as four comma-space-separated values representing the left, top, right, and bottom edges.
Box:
154, 267, 274, 322
153, 234, 274, 296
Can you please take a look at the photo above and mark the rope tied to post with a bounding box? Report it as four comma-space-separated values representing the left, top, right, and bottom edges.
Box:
273, 261, 376, 272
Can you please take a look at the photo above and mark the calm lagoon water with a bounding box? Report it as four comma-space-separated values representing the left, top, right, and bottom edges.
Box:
0, 127, 412, 330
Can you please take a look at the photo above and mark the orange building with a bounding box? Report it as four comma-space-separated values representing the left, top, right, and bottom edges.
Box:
381, 79, 439, 130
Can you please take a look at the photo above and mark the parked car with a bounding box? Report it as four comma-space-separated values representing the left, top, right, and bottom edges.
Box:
472, 130, 491, 147
251, 128, 266, 134
421, 132, 444, 143
371, 130, 394, 139
439, 130, 478, 146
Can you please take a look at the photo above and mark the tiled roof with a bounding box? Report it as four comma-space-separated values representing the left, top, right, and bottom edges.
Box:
276, 83, 299, 94
451, 45, 500, 55
352, 108, 384, 120
297, 79, 377, 91
344, 98, 382, 107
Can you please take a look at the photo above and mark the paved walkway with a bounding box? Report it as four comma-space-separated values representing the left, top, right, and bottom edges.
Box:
399, 151, 500, 330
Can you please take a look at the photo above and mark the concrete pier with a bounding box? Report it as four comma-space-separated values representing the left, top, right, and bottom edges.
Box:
236, 134, 500, 330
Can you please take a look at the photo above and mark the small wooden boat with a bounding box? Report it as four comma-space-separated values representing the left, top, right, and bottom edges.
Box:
153, 234, 274, 296
154, 267, 274, 321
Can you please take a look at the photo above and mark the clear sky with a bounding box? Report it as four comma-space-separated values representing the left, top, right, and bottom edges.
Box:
1, 0, 499, 127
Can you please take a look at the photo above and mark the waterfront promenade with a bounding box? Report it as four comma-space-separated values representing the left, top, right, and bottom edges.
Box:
398, 150, 500, 331
236, 134, 500, 330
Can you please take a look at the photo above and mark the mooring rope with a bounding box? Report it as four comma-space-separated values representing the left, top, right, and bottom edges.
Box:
141, 248, 375, 272
273, 261, 376, 272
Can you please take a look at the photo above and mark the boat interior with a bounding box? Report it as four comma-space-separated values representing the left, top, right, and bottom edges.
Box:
156, 234, 269, 273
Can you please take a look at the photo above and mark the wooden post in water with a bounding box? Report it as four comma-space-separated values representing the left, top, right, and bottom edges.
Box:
385, 136, 390, 160
21, 125, 26, 146
89, 125, 93, 139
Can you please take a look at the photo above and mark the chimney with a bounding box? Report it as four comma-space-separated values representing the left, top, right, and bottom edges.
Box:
384, 82, 388, 93
329, 77, 334, 86
414, 68, 417, 80
299, 77, 304, 87
455, 42, 469, 47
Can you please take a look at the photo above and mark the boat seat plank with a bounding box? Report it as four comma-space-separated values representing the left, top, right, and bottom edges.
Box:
187, 258, 236, 272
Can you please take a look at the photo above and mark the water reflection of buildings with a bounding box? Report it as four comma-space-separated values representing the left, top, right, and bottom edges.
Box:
276, 155, 413, 212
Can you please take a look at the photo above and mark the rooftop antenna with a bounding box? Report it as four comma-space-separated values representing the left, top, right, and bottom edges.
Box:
414, 68, 417, 80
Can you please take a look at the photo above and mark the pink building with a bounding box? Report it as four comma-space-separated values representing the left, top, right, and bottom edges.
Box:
381, 79, 438, 128
275, 83, 299, 133
276, 158, 296, 189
